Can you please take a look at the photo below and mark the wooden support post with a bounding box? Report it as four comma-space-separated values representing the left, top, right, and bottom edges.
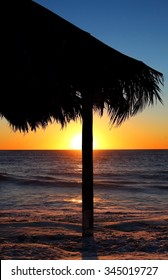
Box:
82, 93, 94, 237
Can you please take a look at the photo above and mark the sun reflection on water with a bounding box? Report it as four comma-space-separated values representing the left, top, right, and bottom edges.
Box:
64, 197, 82, 204
64, 196, 102, 204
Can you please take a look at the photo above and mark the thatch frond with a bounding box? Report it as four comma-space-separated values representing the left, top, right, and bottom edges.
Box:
0, 85, 82, 132
93, 62, 163, 126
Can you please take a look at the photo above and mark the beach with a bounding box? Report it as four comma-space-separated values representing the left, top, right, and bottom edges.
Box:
0, 209, 168, 260
0, 150, 168, 259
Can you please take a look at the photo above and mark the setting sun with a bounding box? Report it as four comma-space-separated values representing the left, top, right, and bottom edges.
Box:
71, 134, 82, 150
70, 133, 97, 150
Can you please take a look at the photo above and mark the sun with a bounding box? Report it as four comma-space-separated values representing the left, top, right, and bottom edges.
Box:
70, 134, 97, 150
71, 134, 82, 150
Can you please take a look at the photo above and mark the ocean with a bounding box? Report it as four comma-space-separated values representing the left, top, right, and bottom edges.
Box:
0, 150, 168, 259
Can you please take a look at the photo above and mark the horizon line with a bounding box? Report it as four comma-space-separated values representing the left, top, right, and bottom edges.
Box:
0, 148, 168, 151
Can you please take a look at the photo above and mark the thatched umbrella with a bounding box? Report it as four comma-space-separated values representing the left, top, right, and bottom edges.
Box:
1, 0, 163, 236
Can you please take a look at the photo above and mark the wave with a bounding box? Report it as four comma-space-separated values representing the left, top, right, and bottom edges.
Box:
0, 172, 15, 182
0, 172, 81, 189
0, 171, 168, 194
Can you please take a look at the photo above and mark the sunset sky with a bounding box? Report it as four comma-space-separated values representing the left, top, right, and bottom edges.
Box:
0, 0, 167, 150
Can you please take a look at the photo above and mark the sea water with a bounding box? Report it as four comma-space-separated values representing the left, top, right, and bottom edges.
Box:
0, 150, 167, 210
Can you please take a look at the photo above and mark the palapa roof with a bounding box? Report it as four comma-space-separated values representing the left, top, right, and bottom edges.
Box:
1, 0, 163, 131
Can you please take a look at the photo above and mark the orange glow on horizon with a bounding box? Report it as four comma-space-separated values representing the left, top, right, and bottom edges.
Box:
0, 104, 168, 150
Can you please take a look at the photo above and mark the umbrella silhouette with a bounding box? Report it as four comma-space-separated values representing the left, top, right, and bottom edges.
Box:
1, 0, 163, 236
